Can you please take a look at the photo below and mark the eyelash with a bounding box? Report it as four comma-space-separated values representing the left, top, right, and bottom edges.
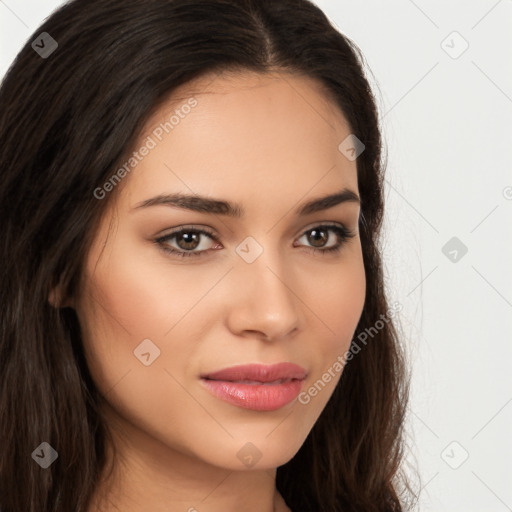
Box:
154, 224, 356, 258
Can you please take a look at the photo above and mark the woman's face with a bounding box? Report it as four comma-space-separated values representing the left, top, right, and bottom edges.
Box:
75, 70, 366, 472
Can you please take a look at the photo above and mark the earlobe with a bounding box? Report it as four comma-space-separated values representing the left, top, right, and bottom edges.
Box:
48, 287, 60, 307
48, 284, 74, 309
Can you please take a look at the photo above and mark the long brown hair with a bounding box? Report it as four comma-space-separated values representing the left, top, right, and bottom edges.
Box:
0, 0, 413, 510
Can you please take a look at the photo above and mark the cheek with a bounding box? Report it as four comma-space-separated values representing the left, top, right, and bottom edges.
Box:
291, 258, 364, 417
308, 247, 366, 350
82, 241, 214, 340
76, 249, 207, 442
297, 246, 365, 402
77, 237, 224, 397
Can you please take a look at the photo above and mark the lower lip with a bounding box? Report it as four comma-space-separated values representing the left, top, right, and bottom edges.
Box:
200, 378, 304, 411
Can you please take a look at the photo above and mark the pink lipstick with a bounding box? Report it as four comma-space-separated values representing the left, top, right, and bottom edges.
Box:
200, 363, 307, 411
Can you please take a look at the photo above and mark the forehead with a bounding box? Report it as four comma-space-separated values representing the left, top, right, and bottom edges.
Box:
146, 69, 350, 137
118, 70, 358, 208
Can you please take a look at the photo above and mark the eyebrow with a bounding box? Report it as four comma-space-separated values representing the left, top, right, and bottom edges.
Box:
131, 187, 360, 217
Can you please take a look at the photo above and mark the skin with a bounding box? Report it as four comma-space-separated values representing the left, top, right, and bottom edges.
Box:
64, 70, 366, 511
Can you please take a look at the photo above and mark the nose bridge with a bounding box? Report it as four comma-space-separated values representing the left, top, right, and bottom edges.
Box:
230, 235, 300, 337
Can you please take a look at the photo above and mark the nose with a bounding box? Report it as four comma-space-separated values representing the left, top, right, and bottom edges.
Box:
225, 252, 300, 342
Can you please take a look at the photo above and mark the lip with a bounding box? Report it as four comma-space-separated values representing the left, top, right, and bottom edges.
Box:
200, 363, 307, 412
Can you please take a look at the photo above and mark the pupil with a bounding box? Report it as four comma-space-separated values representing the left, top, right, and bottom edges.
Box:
309, 229, 327, 247
179, 232, 199, 250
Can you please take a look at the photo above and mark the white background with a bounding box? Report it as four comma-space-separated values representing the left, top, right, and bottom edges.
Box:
1, 1, 511, 511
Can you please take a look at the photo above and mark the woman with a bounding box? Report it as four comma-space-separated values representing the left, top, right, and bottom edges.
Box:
0, 0, 413, 510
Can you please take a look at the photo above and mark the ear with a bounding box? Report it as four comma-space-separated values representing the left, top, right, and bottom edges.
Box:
48, 283, 74, 309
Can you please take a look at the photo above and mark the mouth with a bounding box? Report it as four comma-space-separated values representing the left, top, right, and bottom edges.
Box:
200, 363, 307, 411
211, 378, 293, 385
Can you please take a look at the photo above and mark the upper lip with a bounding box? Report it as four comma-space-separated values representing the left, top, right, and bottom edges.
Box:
201, 363, 307, 383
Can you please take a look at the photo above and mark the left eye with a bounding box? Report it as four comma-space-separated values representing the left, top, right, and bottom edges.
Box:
155, 224, 356, 258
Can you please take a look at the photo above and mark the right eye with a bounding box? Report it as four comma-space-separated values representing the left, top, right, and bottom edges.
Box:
155, 226, 220, 258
